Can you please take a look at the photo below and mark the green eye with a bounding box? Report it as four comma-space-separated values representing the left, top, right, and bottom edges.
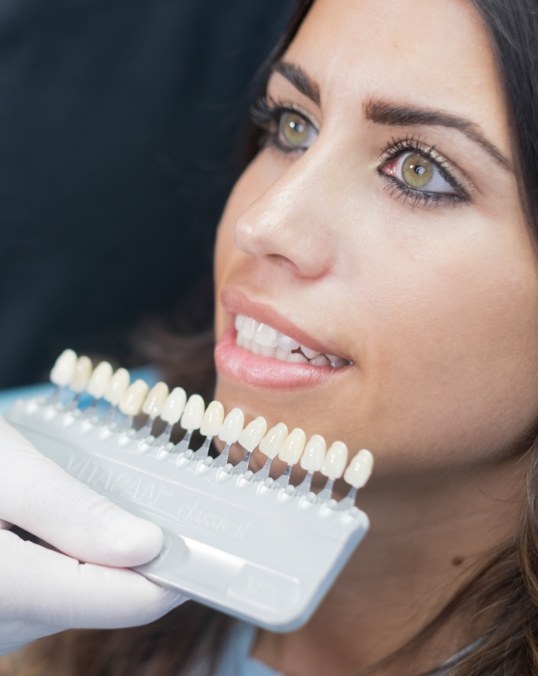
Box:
278, 110, 313, 149
401, 153, 434, 189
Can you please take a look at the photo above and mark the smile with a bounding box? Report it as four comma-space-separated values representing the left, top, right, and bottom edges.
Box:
234, 314, 350, 368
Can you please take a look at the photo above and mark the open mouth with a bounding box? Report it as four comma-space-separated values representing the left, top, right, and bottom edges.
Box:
234, 314, 351, 369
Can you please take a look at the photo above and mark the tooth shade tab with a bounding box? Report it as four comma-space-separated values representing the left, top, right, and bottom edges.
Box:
344, 449, 374, 488
300, 434, 327, 472
200, 400, 225, 437
218, 407, 245, 444
278, 428, 306, 465
119, 380, 149, 416
142, 382, 169, 417
10, 351, 374, 633
104, 368, 130, 406
258, 423, 288, 459
86, 361, 113, 398
321, 441, 348, 480
180, 394, 205, 431
70, 356, 92, 393
50, 349, 78, 387
161, 387, 187, 425
238, 417, 267, 452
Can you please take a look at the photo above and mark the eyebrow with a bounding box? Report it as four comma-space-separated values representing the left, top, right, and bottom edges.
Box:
364, 99, 512, 172
271, 60, 512, 173
272, 61, 321, 106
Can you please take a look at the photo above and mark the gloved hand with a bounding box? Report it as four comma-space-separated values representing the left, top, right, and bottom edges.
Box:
0, 417, 186, 655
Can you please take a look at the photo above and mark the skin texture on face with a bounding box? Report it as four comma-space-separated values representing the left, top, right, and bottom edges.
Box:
214, 0, 538, 483
212, 1, 538, 672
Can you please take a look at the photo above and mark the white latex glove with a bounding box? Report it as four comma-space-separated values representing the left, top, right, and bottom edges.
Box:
0, 417, 186, 655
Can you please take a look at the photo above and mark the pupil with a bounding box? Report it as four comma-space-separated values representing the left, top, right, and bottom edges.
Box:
289, 118, 304, 134
281, 112, 308, 146
402, 153, 433, 189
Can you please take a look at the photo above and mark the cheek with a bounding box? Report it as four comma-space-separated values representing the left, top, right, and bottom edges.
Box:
360, 248, 538, 469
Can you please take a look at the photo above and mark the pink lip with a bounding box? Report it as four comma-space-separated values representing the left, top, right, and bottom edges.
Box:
215, 333, 339, 389
220, 287, 342, 356
215, 287, 350, 390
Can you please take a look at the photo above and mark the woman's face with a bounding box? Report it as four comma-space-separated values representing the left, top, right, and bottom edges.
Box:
213, 0, 538, 478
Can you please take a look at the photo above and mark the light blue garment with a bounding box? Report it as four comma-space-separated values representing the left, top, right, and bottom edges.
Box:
214, 623, 283, 676
213, 621, 479, 675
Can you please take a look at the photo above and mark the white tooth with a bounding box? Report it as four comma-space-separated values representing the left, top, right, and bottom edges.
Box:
320, 441, 348, 479
278, 427, 306, 465
311, 354, 330, 367
259, 422, 288, 459
180, 394, 205, 431
328, 356, 348, 368
142, 382, 169, 417
218, 407, 245, 444
86, 361, 113, 398
238, 416, 267, 452
261, 346, 276, 357
275, 347, 292, 361
301, 346, 320, 360
251, 342, 263, 355
278, 334, 300, 351
234, 315, 246, 331
50, 349, 78, 387
288, 352, 308, 364
344, 449, 374, 488
242, 317, 256, 339
200, 400, 225, 437
254, 323, 279, 347
300, 434, 327, 471
333, 357, 348, 368
70, 356, 92, 393
119, 379, 149, 416
160, 387, 187, 424
236, 333, 246, 348
104, 368, 130, 405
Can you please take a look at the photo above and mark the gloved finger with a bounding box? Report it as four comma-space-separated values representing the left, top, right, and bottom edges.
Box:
0, 531, 185, 629
0, 417, 163, 567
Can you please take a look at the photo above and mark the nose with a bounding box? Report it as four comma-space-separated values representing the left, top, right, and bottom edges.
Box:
234, 154, 336, 280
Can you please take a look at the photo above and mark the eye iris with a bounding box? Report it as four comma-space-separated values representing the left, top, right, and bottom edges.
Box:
402, 153, 433, 189
280, 111, 309, 147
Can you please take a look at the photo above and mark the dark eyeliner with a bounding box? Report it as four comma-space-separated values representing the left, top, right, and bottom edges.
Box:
378, 135, 471, 207
249, 95, 314, 154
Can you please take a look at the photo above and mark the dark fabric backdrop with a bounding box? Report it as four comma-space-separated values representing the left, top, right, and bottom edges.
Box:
0, 0, 293, 387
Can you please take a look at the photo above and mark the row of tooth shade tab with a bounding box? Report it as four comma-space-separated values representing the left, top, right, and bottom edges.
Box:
49, 349, 374, 494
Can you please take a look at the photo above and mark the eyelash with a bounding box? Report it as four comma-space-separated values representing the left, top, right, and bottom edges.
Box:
378, 135, 470, 207
250, 95, 315, 154
249, 95, 471, 208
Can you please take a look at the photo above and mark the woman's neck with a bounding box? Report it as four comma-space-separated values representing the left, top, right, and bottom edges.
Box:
252, 454, 528, 675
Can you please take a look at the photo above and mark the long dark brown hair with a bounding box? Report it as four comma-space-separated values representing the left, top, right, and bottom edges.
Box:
5, 1, 538, 674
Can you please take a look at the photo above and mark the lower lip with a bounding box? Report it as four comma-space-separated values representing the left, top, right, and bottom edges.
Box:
214, 332, 346, 390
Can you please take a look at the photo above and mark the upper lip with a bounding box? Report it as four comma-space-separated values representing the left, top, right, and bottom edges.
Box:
221, 287, 349, 360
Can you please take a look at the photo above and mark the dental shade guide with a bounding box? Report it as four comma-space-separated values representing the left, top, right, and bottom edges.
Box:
5, 349, 373, 632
